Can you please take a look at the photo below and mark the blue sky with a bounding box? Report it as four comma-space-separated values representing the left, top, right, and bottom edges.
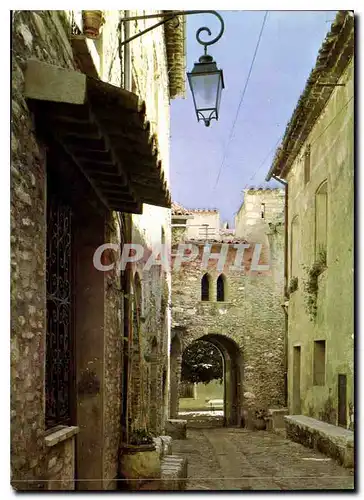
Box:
170, 10, 337, 225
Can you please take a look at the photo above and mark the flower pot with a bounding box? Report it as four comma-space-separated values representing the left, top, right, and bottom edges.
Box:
119, 443, 161, 490
82, 10, 104, 39
253, 418, 267, 431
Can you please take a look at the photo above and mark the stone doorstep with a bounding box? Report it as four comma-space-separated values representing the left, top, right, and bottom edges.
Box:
284, 415, 354, 468
165, 419, 187, 440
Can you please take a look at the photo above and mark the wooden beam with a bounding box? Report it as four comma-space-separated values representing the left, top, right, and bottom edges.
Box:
24, 60, 87, 105
71, 35, 100, 79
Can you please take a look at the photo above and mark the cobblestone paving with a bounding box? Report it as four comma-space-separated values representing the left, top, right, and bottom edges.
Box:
172, 427, 355, 491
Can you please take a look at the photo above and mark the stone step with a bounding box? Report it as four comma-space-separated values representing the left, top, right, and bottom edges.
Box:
284, 415, 354, 468
160, 454, 188, 490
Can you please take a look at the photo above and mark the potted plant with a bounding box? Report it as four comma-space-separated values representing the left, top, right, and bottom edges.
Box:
253, 409, 268, 431
82, 10, 105, 39
119, 429, 161, 490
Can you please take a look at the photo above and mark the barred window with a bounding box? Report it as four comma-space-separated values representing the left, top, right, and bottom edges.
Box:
46, 178, 74, 429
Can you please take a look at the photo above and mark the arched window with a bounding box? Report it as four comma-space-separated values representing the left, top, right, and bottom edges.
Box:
201, 273, 210, 301
217, 274, 226, 302
315, 181, 328, 262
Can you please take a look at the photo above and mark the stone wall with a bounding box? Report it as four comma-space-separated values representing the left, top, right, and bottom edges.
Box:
11, 10, 79, 490
235, 189, 285, 241
170, 199, 286, 419
128, 9, 172, 436
285, 58, 354, 427
11, 9, 174, 490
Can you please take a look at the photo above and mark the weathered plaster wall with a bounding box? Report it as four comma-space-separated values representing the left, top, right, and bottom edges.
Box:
235, 189, 285, 241
186, 211, 220, 240
286, 59, 354, 427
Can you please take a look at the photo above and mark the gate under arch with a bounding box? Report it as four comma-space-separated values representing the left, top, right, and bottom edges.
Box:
170, 332, 243, 426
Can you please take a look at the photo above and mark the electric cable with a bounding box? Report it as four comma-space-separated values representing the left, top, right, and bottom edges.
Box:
243, 134, 283, 189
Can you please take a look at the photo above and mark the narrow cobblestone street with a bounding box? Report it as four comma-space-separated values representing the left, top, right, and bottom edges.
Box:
173, 427, 354, 490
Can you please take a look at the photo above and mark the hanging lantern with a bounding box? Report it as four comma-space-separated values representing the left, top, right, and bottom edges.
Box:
187, 53, 225, 127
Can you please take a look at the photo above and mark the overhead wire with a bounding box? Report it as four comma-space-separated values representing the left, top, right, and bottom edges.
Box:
213, 10, 269, 190
243, 133, 283, 189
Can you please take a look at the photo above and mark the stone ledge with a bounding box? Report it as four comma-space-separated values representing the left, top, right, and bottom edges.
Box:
44, 425, 79, 447
284, 415, 354, 468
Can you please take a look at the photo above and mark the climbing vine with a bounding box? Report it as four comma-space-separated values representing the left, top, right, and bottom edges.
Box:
288, 276, 298, 295
302, 248, 327, 321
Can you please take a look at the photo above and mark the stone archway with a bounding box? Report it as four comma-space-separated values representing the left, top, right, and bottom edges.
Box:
170, 332, 243, 426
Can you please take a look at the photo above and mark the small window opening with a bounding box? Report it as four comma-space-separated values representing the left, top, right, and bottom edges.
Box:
217, 274, 225, 302
201, 273, 210, 301
313, 340, 326, 386
261, 203, 265, 219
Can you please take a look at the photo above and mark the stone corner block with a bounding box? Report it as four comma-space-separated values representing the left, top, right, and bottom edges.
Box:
160, 435, 173, 455
267, 407, 289, 429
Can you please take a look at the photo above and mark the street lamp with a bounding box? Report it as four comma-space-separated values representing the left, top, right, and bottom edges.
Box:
187, 52, 224, 127
120, 11, 225, 127
187, 12, 225, 127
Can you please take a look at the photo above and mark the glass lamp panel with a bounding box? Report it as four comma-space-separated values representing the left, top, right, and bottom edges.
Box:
215, 73, 223, 117
189, 72, 220, 111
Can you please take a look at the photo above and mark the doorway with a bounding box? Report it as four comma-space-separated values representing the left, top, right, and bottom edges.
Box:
338, 374, 347, 428
293, 346, 301, 414
172, 333, 242, 426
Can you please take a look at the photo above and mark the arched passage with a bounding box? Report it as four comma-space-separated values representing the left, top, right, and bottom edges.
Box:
198, 334, 242, 426
170, 332, 243, 426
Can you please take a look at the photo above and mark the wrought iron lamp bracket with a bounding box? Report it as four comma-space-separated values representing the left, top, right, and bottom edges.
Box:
119, 10, 224, 52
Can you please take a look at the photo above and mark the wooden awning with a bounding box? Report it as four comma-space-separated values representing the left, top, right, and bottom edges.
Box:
23, 60, 171, 213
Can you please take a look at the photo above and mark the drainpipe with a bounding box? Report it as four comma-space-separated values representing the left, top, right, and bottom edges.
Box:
119, 12, 132, 447
272, 174, 289, 407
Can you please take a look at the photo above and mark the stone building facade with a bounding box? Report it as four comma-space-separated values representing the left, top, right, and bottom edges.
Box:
170, 193, 286, 425
11, 9, 185, 490
266, 11, 354, 429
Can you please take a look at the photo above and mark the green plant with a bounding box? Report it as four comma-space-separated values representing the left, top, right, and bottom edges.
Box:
288, 276, 298, 295
129, 428, 154, 446
254, 408, 268, 420
302, 248, 327, 321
